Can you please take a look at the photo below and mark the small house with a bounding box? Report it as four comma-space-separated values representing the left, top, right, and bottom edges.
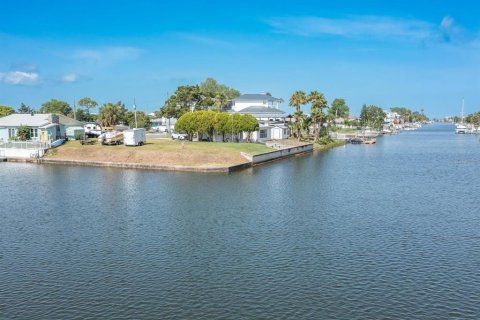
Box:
0, 113, 84, 142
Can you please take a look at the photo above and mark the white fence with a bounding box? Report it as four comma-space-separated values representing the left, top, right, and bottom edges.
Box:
0, 140, 49, 159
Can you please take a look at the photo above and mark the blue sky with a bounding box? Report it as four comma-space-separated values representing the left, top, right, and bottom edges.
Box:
1, 0, 479, 118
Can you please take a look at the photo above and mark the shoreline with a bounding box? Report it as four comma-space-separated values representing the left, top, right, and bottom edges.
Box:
3, 140, 345, 173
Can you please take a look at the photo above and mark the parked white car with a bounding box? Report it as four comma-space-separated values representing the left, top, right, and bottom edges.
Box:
171, 132, 188, 140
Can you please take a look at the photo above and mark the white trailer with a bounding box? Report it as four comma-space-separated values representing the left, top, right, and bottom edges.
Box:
123, 128, 146, 146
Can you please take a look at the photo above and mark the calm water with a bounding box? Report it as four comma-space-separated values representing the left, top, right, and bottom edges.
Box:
1, 123, 479, 319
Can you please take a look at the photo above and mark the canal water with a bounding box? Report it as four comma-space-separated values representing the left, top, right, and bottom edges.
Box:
1, 123, 479, 319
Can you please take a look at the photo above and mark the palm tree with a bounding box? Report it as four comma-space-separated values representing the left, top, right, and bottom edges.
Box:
308, 91, 328, 142
213, 93, 228, 111
302, 115, 313, 141
98, 102, 126, 127
289, 91, 308, 141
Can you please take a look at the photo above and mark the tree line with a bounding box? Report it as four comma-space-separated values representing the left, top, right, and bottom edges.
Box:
159, 78, 240, 119
390, 107, 428, 123
175, 111, 258, 142
288, 90, 350, 142
464, 112, 480, 126
0, 99, 151, 129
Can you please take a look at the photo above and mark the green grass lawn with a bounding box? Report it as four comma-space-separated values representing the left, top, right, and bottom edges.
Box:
63, 139, 272, 156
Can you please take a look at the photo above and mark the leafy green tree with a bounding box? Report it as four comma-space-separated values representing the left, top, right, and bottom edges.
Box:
230, 113, 243, 142
360, 104, 386, 130
240, 114, 259, 142
160, 85, 204, 119
159, 96, 181, 119
195, 110, 216, 141
98, 102, 127, 127
199, 77, 240, 100
468, 112, 480, 126
17, 103, 34, 114
289, 91, 308, 141
329, 98, 349, 121
78, 97, 98, 115
308, 91, 328, 141
175, 112, 197, 140
17, 125, 31, 141
0, 105, 15, 117
75, 109, 97, 122
40, 99, 72, 116
390, 107, 428, 123
125, 111, 151, 129
214, 112, 231, 141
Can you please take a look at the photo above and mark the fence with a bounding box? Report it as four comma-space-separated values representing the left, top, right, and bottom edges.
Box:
0, 140, 50, 159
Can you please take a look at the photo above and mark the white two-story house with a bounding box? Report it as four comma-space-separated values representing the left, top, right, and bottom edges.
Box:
229, 94, 289, 142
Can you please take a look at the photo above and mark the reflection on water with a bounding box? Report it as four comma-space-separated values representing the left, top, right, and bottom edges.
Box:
1, 123, 480, 319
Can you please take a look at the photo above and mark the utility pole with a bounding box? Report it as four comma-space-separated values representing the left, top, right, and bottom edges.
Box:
133, 98, 138, 129
73, 99, 77, 120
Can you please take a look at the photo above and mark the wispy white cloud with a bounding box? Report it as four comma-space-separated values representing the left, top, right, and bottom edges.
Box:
268, 16, 434, 40
61, 73, 78, 83
10, 62, 38, 72
171, 32, 233, 47
71, 46, 143, 64
267, 15, 474, 44
0, 71, 40, 85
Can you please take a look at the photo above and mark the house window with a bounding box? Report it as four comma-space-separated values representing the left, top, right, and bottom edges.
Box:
8, 128, 16, 139
283, 129, 287, 135
30, 128, 38, 139
260, 129, 267, 139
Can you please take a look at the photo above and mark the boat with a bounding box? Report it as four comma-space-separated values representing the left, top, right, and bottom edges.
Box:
363, 137, 376, 144
349, 137, 363, 144
455, 124, 468, 134
51, 139, 65, 148
455, 99, 468, 134
98, 131, 124, 145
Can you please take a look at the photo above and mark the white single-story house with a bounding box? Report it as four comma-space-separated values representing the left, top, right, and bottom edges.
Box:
0, 113, 84, 142
230, 94, 289, 142
150, 117, 177, 132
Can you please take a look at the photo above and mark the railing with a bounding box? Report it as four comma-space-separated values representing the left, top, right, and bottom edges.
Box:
0, 140, 50, 159
1, 140, 50, 149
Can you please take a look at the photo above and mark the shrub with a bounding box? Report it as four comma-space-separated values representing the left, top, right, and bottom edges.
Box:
317, 136, 334, 145
17, 125, 31, 141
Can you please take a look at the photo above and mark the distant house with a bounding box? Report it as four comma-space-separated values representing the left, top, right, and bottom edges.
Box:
384, 111, 402, 125
0, 113, 83, 142
150, 117, 177, 132
230, 94, 289, 142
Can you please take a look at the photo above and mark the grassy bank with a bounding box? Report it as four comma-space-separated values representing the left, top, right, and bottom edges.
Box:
313, 139, 347, 152
46, 139, 272, 167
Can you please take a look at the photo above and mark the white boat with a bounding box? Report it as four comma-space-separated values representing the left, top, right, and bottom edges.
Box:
98, 131, 124, 145
455, 124, 468, 134
455, 99, 468, 134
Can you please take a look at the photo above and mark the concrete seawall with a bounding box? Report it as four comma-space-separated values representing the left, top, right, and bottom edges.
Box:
242, 143, 314, 165
4, 143, 315, 173
36, 159, 250, 173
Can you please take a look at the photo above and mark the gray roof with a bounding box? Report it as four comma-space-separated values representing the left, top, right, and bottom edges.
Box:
231, 106, 287, 119
234, 94, 281, 102
0, 113, 83, 127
